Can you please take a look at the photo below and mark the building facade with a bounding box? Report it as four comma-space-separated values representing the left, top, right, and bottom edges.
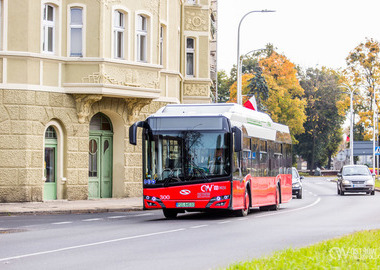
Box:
0, 0, 213, 202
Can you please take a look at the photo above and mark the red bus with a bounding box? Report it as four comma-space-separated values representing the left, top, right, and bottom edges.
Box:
129, 103, 292, 218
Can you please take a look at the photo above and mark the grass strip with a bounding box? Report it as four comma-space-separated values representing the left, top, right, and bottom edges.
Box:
376, 179, 380, 188
225, 230, 380, 270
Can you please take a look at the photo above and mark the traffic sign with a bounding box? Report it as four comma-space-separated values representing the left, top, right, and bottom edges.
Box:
375, 146, 380, 156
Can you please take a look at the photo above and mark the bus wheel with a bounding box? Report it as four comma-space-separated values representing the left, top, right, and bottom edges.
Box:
163, 209, 178, 219
235, 189, 250, 217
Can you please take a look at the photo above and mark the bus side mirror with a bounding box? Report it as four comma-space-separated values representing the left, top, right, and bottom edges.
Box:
129, 121, 149, 145
232, 126, 242, 152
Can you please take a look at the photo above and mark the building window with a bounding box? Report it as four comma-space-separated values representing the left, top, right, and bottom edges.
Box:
159, 25, 164, 65
42, 4, 55, 53
186, 38, 195, 76
70, 8, 83, 57
114, 10, 125, 59
187, 0, 196, 4
136, 15, 147, 62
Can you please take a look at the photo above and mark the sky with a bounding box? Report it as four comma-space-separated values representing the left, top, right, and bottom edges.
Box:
218, 0, 380, 72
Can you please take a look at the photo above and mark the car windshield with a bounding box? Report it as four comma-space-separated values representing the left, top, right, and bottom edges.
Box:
143, 130, 231, 187
342, 166, 370, 176
292, 169, 299, 183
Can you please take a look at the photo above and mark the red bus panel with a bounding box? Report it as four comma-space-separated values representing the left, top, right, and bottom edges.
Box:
143, 181, 232, 210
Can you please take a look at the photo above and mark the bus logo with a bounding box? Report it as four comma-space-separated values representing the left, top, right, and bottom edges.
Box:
180, 189, 191, 195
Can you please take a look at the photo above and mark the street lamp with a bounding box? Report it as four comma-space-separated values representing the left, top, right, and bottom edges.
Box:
239, 48, 264, 73
236, 10, 275, 105
340, 85, 355, 165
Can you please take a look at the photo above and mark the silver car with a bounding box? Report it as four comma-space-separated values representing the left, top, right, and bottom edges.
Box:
337, 165, 375, 196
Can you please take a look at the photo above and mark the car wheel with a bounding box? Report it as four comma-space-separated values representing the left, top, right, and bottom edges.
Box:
297, 190, 302, 199
371, 190, 375, 196
337, 185, 341, 195
340, 190, 345, 196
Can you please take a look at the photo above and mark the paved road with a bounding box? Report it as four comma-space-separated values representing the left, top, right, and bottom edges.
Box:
1, 177, 380, 270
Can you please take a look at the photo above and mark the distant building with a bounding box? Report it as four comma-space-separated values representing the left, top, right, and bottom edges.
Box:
0, 0, 213, 202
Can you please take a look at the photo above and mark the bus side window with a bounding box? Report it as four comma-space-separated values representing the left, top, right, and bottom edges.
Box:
242, 136, 250, 176
251, 138, 259, 177
233, 152, 243, 180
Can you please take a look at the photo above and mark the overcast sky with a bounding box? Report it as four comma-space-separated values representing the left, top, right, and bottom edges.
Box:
218, 0, 380, 72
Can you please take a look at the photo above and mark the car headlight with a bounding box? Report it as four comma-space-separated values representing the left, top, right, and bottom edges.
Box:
366, 179, 375, 186
293, 183, 300, 188
342, 180, 351, 185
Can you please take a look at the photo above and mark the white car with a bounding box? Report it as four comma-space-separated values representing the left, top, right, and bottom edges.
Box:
337, 165, 375, 196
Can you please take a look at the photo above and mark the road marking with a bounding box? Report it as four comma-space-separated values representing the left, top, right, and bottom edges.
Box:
82, 218, 103, 222
133, 213, 154, 217
108, 216, 126, 219
237, 218, 248, 221
190, 225, 208, 229
0, 228, 186, 262
51, 222, 73, 225
218, 220, 232, 224
255, 197, 321, 219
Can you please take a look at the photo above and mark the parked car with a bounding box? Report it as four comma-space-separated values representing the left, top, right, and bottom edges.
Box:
337, 165, 375, 196
292, 167, 303, 199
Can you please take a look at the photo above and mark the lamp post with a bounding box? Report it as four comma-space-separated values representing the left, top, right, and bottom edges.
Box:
236, 10, 275, 105
340, 85, 355, 165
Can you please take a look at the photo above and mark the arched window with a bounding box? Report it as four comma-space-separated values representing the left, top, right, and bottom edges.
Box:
89, 113, 113, 131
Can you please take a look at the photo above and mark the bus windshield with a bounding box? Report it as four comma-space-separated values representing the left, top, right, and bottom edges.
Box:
143, 131, 230, 186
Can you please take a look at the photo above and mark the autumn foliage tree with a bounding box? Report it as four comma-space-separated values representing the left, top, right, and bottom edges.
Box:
228, 50, 306, 142
345, 38, 380, 140
259, 52, 306, 141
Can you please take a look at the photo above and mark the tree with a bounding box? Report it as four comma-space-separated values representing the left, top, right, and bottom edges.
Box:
228, 73, 254, 104
259, 51, 306, 141
295, 68, 345, 170
247, 66, 269, 111
345, 38, 380, 140
216, 70, 233, 103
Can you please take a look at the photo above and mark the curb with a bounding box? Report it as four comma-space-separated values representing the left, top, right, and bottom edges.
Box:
0, 206, 143, 216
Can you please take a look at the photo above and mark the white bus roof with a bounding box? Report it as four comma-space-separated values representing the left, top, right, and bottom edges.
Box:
150, 103, 291, 143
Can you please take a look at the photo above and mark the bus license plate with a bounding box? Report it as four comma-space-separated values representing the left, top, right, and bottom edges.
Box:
176, 202, 195, 208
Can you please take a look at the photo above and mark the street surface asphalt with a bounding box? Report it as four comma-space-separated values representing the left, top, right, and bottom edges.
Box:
1, 177, 380, 270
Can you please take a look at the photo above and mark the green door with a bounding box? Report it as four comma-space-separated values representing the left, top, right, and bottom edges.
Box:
44, 127, 57, 200
88, 113, 113, 199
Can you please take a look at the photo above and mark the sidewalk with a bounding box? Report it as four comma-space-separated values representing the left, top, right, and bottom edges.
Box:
0, 197, 143, 216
